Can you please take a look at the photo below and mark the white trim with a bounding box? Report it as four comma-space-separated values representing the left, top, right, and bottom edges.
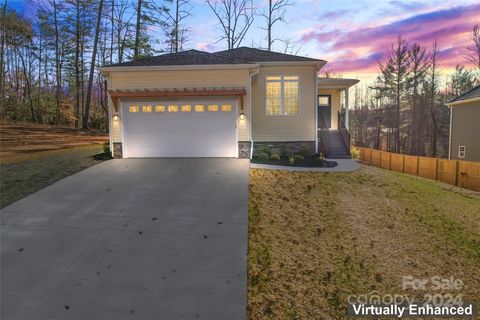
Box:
314, 73, 318, 153
265, 75, 300, 116
446, 96, 480, 106
121, 100, 127, 158
344, 88, 349, 130
249, 67, 260, 159
259, 61, 326, 67
100, 64, 259, 72
458, 145, 466, 159
448, 107, 453, 160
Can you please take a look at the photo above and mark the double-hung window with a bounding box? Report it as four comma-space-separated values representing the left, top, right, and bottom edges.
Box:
266, 76, 299, 116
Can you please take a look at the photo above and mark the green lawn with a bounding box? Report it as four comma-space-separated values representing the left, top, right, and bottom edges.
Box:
248, 165, 480, 319
0, 145, 109, 208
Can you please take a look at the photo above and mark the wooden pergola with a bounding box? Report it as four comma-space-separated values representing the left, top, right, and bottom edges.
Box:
108, 87, 246, 112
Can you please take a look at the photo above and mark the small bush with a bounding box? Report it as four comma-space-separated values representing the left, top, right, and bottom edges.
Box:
269, 153, 281, 161
102, 141, 111, 154
350, 146, 360, 159
258, 152, 270, 161
294, 154, 304, 162
300, 145, 312, 158
258, 144, 272, 156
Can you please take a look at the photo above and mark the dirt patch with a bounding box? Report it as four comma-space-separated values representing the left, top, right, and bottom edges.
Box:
248, 165, 480, 319
0, 120, 108, 164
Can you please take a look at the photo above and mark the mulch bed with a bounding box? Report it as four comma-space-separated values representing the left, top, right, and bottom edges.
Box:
251, 156, 337, 167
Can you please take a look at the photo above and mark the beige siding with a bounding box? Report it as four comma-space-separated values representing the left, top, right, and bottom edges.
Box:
317, 89, 341, 129
107, 68, 251, 142
251, 65, 317, 141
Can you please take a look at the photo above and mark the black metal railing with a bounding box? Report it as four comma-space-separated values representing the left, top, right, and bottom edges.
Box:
337, 111, 351, 155
318, 113, 331, 155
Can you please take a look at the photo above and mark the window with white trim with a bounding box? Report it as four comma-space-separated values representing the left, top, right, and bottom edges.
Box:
458, 146, 466, 158
266, 76, 299, 116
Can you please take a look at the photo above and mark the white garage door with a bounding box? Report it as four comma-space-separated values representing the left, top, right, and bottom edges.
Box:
122, 100, 237, 158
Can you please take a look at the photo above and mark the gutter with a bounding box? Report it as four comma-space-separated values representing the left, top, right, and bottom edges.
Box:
446, 96, 480, 107
249, 66, 260, 159
100, 63, 258, 72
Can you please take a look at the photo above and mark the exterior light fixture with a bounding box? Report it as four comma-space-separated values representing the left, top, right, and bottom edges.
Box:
240, 113, 245, 120
113, 114, 120, 121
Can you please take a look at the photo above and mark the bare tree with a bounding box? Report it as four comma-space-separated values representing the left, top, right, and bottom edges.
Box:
260, 0, 291, 51
134, 0, 142, 59
206, 0, 256, 50
278, 37, 302, 55
164, 0, 192, 53
462, 24, 480, 77
83, 0, 104, 128
0, 0, 7, 115
428, 40, 440, 157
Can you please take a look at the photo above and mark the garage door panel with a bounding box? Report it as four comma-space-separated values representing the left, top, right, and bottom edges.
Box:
123, 101, 237, 158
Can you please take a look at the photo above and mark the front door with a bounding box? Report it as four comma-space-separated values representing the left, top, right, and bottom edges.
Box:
318, 95, 331, 129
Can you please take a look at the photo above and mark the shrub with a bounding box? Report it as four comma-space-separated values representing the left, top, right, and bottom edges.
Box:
103, 141, 111, 154
300, 145, 312, 158
294, 154, 304, 162
288, 154, 295, 164
269, 153, 281, 161
350, 146, 360, 159
258, 144, 272, 156
258, 152, 270, 161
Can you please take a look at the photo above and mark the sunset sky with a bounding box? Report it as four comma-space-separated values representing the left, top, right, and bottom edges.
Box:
8, 0, 480, 85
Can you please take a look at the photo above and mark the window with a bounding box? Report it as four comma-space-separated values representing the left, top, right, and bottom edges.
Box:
208, 104, 219, 112
318, 96, 330, 106
168, 105, 179, 112
266, 76, 299, 116
142, 105, 152, 113
221, 104, 232, 112
458, 146, 466, 159
181, 104, 191, 112
129, 105, 139, 113
195, 104, 205, 112
155, 105, 165, 112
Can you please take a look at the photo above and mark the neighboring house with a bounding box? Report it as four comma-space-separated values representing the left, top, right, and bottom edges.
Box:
100, 47, 359, 159
446, 84, 480, 162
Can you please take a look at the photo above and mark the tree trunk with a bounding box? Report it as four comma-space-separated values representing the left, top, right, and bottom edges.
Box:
134, 0, 142, 59
0, 0, 7, 116
267, 0, 272, 51
53, 0, 61, 125
75, 0, 81, 128
83, 0, 104, 129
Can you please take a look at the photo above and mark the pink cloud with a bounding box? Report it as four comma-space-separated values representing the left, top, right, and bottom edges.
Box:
305, 3, 480, 74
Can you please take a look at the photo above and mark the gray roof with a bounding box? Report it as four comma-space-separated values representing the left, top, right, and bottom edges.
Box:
215, 47, 325, 63
104, 47, 324, 68
448, 84, 480, 103
105, 50, 251, 67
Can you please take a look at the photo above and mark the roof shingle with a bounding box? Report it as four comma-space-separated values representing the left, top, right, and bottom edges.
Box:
103, 47, 324, 68
449, 84, 480, 103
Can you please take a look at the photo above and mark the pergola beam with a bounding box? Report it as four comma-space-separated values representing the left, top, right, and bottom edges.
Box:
109, 87, 246, 112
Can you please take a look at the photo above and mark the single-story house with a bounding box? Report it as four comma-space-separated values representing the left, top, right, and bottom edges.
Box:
100, 47, 359, 159
446, 84, 480, 162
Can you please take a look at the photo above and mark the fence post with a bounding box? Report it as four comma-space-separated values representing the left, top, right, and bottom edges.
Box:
416, 156, 420, 176
402, 155, 405, 173
434, 158, 438, 180
454, 161, 459, 186
389, 153, 392, 170
369, 149, 372, 164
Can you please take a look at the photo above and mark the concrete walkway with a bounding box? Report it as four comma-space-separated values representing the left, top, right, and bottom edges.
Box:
250, 158, 360, 172
1, 158, 250, 320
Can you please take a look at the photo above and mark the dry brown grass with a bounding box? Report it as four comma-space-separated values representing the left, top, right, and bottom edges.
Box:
248, 165, 480, 319
0, 120, 107, 164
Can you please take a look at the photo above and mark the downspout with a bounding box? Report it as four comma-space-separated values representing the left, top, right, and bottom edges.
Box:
314, 64, 321, 154
249, 66, 260, 159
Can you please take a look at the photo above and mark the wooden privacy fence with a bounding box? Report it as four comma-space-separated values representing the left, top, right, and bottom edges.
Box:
356, 147, 480, 192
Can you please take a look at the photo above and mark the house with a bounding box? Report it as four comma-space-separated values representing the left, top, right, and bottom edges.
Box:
100, 47, 359, 159
446, 84, 480, 162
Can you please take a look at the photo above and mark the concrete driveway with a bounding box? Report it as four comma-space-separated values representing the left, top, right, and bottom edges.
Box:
1, 158, 249, 320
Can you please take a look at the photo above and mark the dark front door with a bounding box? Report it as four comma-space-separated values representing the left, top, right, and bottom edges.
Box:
318, 95, 331, 129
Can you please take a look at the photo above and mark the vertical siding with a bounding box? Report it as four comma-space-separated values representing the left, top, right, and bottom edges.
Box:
450, 102, 480, 161
317, 89, 341, 130
107, 68, 251, 142
251, 65, 317, 141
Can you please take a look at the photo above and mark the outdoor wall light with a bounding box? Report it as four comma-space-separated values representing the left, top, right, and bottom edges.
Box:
240, 113, 245, 120
113, 114, 120, 121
